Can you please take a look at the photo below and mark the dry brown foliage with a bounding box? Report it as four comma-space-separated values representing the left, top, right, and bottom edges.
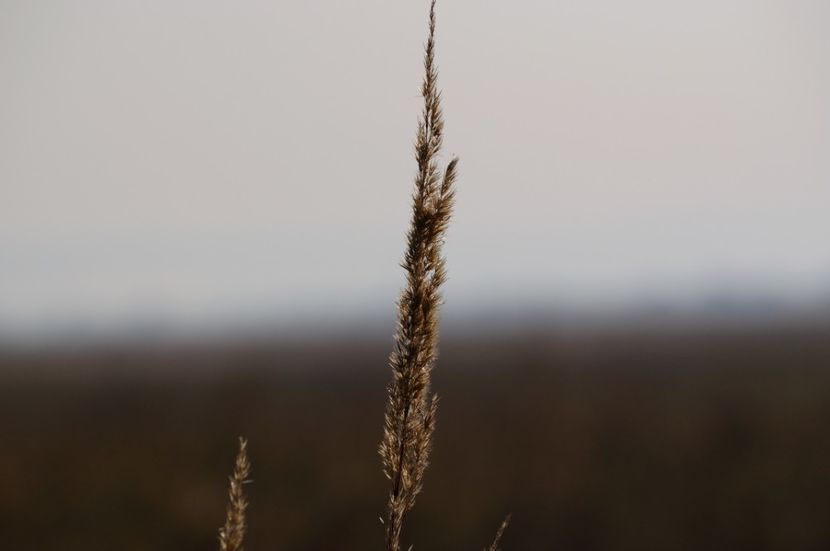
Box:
377, 1, 462, 550
218, 437, 251, 551
216, 3, 507, 550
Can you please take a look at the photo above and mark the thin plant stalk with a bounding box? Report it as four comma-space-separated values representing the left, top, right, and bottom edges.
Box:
486, 514, 512, 551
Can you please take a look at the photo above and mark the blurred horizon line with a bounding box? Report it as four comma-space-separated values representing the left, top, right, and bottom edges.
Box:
3, 288, 829, 349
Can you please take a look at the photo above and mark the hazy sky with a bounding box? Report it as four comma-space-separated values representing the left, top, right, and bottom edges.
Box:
2, 0, 829, 336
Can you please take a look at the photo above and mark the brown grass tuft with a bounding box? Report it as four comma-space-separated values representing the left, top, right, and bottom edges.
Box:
218, 437, 252, 551
378, 1, 457, 550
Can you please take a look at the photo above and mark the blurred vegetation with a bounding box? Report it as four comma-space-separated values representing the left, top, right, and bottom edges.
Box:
2, 323, 830, 550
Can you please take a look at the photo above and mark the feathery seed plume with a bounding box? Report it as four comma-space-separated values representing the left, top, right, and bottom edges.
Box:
218, 437, 252, 551
379, 2, 457, 550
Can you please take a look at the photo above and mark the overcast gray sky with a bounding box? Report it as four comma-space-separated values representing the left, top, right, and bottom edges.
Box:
2, 0, 829, 336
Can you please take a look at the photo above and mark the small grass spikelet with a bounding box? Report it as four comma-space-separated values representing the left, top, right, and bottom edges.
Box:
218, 437, 252, 551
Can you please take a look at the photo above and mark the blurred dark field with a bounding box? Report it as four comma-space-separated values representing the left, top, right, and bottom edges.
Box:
2, 323, 830, 550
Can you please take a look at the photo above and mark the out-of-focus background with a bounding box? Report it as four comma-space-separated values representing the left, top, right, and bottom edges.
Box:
2, 1, 829, 549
